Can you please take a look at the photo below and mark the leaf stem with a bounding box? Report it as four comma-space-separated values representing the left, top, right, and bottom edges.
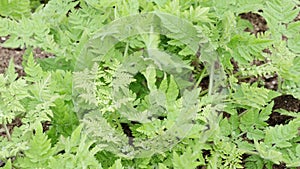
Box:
124, 42, 129, 58
208, 63, 215, 96
3, 119, 11, 141
193, 67, 208, 90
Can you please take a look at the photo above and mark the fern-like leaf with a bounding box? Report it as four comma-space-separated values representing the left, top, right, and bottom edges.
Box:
49, 124, 103, 168
0, 0, 31, 19
264, 119, 300, 148
254, 140, 283, 165
0, 60, 28, 124
172, 148, 200, 169
109, 159, 124, 169
15, 123, 55, 168
262, 0, 299, 24
228, 33, 272, 65
231, 83, 280, 109
239, 103, 274, 140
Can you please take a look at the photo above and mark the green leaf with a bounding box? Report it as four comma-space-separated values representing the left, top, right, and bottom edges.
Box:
5, 58, 18, 83
156, 11, 201, 52
239, 109, 264, 128
231, 83, 280, 109
15, 123, 55, 168
0, 0, 31, 19
286, 21, 300, 37
264, 119, 300, 148
172, 148, 200, 169
239, 103, 274, 140
0, 61, 28, 124
207, 141, 244, 169
24, 52, 45, 82
143, 65, 157, 91
275, 109, 300, 118
254, 140, 283, 165
69, 124, 84, 149
158, 163, 168, 169
109, 159, 124, 169
260, 0, 300, 40
262, 0, 299, 24
47, 98, 79, 143
166, 75, 179, 102
52, 123, 102, 169
228, 34, 272, 65
287, 34, 300, 53
282, 79, 300, 100
2, 159, 12, 169
245, 155, 265, 169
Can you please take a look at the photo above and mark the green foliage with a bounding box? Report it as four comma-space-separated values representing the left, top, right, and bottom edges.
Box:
172, 148, 200, 169
260, 0, 300, 40
0, 0, 31, 19
230, 83, 280, 109
239, 103, 274, 140
13, 124, 102, 169
0, 59, 28, 125
15, 123, 55, 168
48, 124, 102, 168
0, 0, 300, 168
108, 159, 123, 169
206, 141, 244, 169
1, 160, 11, 169
228, 34, 272, 65
0, 52, 79, 165
244, 155, 265, 169
264, 119, 299, 148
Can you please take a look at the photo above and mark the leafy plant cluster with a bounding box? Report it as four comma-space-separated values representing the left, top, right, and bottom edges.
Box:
0, 0, 300, 168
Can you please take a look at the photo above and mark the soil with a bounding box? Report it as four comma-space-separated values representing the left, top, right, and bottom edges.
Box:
239, 11, 269, 34
238, 12, 300, 169
0, 36, 52, 76
0, 10, 299, 169
237, 12, 300, 126
269, 95, 300, 126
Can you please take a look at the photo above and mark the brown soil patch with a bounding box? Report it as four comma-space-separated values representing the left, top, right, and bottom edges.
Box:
0, 36, 53, 76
